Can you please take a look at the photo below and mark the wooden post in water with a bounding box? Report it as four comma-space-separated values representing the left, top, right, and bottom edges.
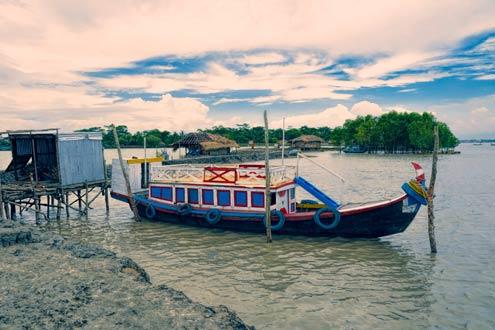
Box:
112, 125, 140, 222
263, 110, 272, 243
427, 125, 439, 254
0, 178, 5, 220
85, 182, 89, 220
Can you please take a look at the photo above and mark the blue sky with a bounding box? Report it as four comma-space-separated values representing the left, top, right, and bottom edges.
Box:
1, 1, 494, 138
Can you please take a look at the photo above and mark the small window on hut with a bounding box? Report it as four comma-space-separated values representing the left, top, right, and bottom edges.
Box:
188, 188, 199, 204
175, 188, 185, 203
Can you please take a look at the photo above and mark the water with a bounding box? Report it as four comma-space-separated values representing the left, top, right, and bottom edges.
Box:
1, 144, 494, 329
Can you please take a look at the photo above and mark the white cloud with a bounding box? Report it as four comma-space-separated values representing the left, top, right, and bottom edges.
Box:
241, 52, 286, 65
476, 74, 495, 80
350, 101, 384, 116
272, 104, 356, 128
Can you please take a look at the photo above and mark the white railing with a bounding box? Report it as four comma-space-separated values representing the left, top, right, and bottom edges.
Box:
150, 164, 204, 183
150, 164, 296, 186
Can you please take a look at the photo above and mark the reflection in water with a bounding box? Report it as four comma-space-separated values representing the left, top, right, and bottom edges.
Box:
3, 144, 494, 328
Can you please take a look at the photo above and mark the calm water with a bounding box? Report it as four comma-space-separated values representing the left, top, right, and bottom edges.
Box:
1, 144, 494, 329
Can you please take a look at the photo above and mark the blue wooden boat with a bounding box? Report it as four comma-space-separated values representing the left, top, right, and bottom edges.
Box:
110, 160, 426, 238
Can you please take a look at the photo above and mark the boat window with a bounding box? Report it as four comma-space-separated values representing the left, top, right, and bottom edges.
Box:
234, 191, 248, 207
251, 192, 264, 208
150, 186, 161, 199
202, 189, 214, 205
217, 190, 231, 206
175, 187, 185, 203
290, 203, 296, 213
270, 192, 276, 206
188, 188, 199, 204
290, 188, 295, 199
162, 187, 173, 201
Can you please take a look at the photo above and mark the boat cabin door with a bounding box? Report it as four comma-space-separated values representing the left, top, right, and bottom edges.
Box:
276, 189, 289, 214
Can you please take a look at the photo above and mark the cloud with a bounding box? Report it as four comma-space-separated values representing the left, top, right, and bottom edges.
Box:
272, 104, 356, 129
241, 52, 287, 65
350, 101, 384, 116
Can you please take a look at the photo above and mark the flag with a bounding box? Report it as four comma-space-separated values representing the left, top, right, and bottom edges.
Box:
411, 162, 425, 183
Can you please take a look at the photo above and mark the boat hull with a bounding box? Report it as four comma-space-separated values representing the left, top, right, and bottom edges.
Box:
112, 192, 421, 238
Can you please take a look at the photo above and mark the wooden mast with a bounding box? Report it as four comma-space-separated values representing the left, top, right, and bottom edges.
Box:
264, 110, 272, 243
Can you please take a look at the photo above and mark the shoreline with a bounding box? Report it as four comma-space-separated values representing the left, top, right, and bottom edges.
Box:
0, 220, 253, 329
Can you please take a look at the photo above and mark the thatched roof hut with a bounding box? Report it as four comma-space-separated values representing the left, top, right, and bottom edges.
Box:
173, 132, 239, 156
291, 135, 324, 150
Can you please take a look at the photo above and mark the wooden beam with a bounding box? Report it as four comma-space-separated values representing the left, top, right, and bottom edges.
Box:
112, 125, 140, 222
264, 110, 272, 243
427, 125, 439, 254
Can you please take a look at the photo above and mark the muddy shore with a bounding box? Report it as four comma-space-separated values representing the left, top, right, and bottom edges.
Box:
0, 220, 253, 329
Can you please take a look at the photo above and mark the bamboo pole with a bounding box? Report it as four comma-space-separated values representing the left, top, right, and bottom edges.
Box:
281, 117, 285, 165
0, 178, 5, 220
427, 125, 439, 254
85, 182, 89, 220
264, 110, 272, 243
112, 125, 140, 221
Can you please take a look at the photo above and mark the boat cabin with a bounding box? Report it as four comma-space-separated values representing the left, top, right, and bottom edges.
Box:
148, 164, 297, 214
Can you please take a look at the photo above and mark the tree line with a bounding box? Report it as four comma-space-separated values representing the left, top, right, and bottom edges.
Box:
0, 111, 458, 153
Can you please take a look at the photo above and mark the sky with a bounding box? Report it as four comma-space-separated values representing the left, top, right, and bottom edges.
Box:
1, 0, 494, 138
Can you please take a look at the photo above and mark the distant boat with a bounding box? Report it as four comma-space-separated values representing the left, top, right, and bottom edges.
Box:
343, 145, 367, 153
473, 143, 483, 145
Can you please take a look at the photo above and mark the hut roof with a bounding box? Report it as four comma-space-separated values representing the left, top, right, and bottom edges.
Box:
173, 132, 239, 150
291, 135, 324, 143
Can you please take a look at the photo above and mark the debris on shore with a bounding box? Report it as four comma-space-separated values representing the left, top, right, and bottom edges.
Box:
0, 221, 253, 329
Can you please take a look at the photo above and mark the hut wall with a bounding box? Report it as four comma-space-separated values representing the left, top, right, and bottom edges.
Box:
57, 134, 105, 186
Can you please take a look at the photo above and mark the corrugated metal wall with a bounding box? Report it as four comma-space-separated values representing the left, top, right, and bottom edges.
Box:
58, 135, 105, 186
111, 159, 144, 195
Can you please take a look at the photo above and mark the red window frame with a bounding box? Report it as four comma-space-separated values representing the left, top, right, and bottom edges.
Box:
234, 190, 248, 207
251, 191, 265, 208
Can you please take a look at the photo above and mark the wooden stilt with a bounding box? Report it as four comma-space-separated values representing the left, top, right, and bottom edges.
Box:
46, 195, 50, 219
0, 180, 5, 220
85, 182, 89, 220
10, 203, 16, 220
112, 125, 140, 221
427, 125, 439, 254
56, 194, 61, 220
263, 110, 272, 243
104, 186, 110, 213
65, 192, 70, 218
77, 190, 82, 211
34, 196, 41, 224
4, 203, 10, 220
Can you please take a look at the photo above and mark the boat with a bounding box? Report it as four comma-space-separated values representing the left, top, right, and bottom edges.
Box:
110, 157, 427, 238
343, 145, 367, 153
473, 142, 483, 145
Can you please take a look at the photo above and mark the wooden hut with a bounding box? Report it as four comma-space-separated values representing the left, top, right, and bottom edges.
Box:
173, 132, 239, 156
291, 135, 324, 151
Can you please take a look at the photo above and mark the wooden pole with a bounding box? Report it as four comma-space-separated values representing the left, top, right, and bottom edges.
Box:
112, 125, 140, 221
264, 110, 272, 243
427, 125, 439, 254
144, 135, 148, 187
85, 182, 89, 220
281, 117, 285, 165
56, 193, 61, 220
0, 178, 5, 220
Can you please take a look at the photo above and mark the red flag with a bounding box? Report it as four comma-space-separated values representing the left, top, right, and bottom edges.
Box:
411, 162, 425, 183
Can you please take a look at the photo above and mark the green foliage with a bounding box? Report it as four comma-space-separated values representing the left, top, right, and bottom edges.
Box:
330, 111, 459, 152
76, 112, 458, 153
